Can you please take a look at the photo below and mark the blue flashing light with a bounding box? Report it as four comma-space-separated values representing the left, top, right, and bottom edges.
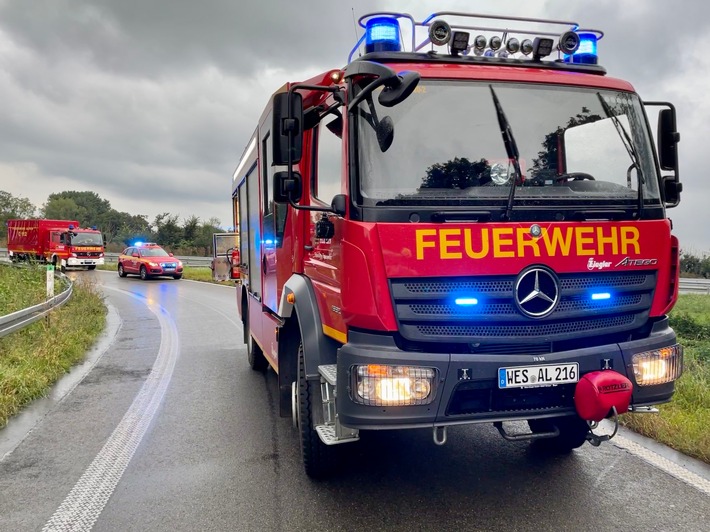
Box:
365, 17, 401, 54
591, 292, 611, 301
135, 241, 144, 246
564, 32, 598, 65
455, 297, 479, 306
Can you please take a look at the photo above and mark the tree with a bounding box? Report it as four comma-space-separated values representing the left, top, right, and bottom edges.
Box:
420, 158, 491, 189
0, 190, 36, 228
42, 191, 111, 227
154, 213, 182, 248
41, 197, 88, 223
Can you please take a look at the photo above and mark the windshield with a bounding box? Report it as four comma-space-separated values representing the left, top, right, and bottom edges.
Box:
141, 248, 170, 257
355, 80, 661, 215
70, 232, 103, 246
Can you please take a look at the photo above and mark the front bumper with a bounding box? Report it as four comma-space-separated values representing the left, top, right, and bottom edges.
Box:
148, 265, 183, 275
336, 318, 680, 430
67, 257, 105, 266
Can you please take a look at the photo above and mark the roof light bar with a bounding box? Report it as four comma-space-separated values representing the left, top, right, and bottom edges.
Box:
351, 12, 604, 65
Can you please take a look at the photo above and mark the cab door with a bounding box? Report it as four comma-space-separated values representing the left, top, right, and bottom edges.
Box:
260, 110, 282, 313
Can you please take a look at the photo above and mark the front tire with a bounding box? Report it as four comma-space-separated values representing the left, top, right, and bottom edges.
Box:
529, 416, 590, 453
118, 264, 127, 277
139, 265, 149, 280
296, 342, 338, 478
245, 312, 268, 371
173, 274, 182, 280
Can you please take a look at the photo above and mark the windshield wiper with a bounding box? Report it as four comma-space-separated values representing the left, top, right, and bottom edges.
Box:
596, 93, 644, 218
489, 85, 523, 221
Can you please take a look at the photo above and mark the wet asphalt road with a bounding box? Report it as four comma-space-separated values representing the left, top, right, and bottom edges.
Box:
0, 270, 708, 531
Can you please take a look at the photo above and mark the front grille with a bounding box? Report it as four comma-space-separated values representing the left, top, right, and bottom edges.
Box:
446, 380, 576, 416
391, 271, 655, 350
76, 252, 102, 258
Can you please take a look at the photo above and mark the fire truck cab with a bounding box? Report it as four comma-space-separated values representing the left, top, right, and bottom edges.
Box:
231, 11, 683, 478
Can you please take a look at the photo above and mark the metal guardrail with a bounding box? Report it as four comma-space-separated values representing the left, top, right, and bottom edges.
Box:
678, 278, 710, 294
0, 267, 73, 338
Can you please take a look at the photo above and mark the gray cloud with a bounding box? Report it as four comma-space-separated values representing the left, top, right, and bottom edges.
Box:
0, 0, 706, 252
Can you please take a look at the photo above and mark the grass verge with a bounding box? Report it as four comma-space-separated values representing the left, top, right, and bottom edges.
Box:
620, 294, 710, 464
0, 266, 106, 429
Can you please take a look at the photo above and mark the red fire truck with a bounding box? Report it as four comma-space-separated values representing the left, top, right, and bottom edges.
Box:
7, 219, 105, 270
226, 12, 684, 477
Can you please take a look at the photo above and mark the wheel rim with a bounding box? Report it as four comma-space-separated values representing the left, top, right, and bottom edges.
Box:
292, 381, 299, 428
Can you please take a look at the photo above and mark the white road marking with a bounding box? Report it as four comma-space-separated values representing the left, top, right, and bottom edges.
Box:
42, 290, 179, 531
612, 434, 710, 496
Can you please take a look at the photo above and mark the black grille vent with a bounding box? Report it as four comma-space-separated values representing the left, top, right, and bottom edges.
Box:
391, 271, 655, 351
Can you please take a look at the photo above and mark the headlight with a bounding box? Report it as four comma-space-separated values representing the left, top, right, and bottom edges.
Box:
177, 260, 183, 267
148, 261, 159, 267
632, 344, 683, 386
351, 364, 438, 406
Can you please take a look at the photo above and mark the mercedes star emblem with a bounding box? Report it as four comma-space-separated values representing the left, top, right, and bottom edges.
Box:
515, 267, 559, 318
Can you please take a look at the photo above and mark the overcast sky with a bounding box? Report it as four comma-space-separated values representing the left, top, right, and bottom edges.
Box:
1, 0, 707, 251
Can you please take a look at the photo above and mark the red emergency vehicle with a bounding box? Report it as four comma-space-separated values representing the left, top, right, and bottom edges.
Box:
225, 12, 684, 478
7, 219, 105, 270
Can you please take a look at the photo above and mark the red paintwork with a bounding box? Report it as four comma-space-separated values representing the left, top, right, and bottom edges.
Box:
237, 58, 678, 365
6, 219, 104, 263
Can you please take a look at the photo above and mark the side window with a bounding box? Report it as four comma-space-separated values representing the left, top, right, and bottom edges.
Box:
262, 128, 288, 245
313, 118, 343, 203
262, 133, 272, 215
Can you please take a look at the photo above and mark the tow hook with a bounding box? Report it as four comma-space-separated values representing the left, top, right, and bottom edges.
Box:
586, 406, 620, 447
433, 426, 447, 446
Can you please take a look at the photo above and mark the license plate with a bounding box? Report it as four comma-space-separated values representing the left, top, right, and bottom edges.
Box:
498, 363, 579, 389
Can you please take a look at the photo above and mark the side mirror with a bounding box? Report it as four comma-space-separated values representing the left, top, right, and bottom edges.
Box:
331, 194, 347, 216
663, 177, 683, 207
169, 252, 174, 257
273, 92, 303, 165
132, 252, 140, 258
273, 171, 302, 203
658, 108, 680, 171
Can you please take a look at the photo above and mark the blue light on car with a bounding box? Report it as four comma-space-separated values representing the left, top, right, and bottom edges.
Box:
455, 297, 479, 306
135, 241, 144, 246
563, 32, 598, 64
365, 16, 401, 53
591, 292, 611, 300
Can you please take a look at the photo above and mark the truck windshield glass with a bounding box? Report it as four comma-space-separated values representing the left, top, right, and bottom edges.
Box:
355, 81, 661, 211
70, 233, 103, 246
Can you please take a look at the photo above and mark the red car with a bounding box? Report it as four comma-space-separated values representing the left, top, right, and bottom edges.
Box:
117, 243, 183, 280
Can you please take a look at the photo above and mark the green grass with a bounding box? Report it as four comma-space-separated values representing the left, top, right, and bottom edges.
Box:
620, 295, 710, 464
0, 267, 106, 428
0, 263, 53, 315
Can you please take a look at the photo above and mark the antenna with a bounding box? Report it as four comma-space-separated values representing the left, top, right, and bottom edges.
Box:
351, 8, 361, 57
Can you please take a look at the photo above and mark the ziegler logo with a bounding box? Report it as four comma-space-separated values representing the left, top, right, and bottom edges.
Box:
615, 257, 658, 267
587, 258, 612, 270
